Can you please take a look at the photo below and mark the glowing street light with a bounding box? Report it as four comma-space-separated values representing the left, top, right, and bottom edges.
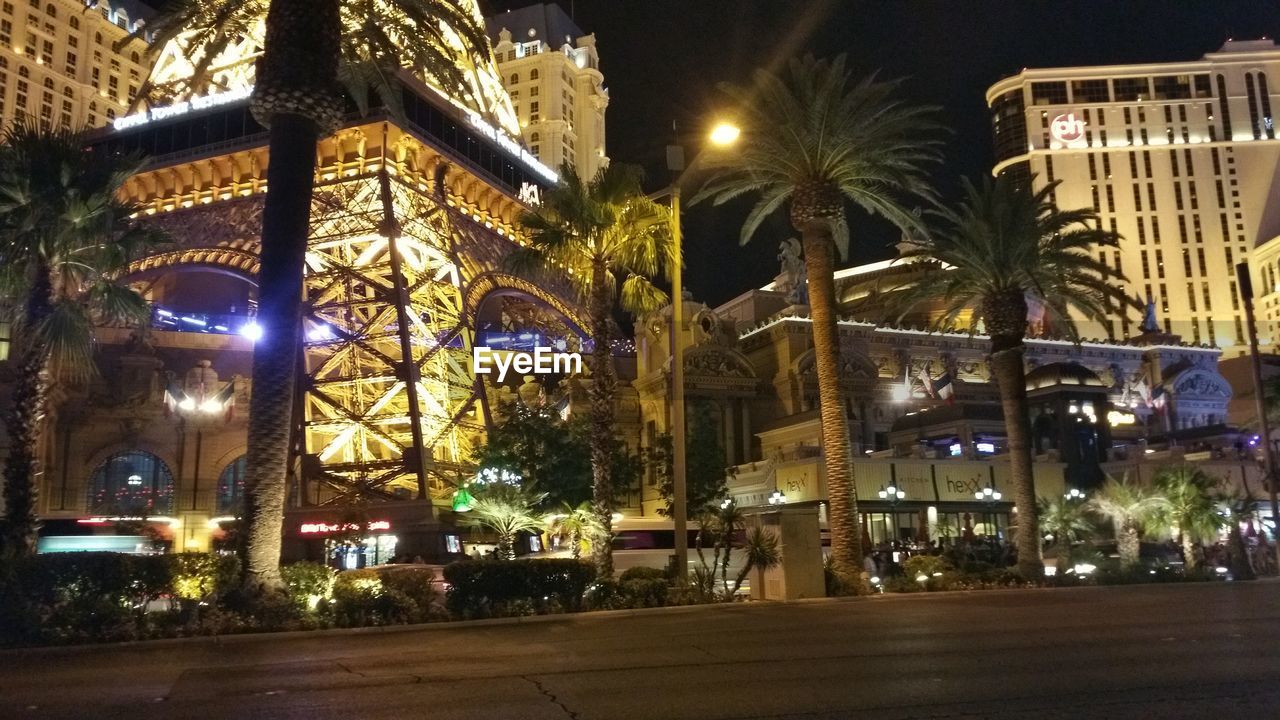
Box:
1064, 488, 1086, 501
768, 490, 787, 505
666, 118, 742, 578
708, 121, 741, 147
239, 321, 263, 342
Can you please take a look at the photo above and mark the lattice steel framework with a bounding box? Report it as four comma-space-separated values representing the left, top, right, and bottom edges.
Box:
301, 167, 488, 507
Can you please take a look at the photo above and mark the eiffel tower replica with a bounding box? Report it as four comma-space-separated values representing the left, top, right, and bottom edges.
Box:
98, 4, 588, 556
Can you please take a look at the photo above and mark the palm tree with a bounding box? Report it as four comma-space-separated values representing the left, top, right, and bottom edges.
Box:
139, 0, 492, 594
1153, 465, 1223, 572
729, 526, 782, 597
464, 484, 546, 560
1038, 495, 1095, 574
0, 121, 156, 557
899, 175, 1140, 578
547, 501, 603, 560
1087, 475, 1168, 570
513, 163, 674, 578
691, 55, 941, 583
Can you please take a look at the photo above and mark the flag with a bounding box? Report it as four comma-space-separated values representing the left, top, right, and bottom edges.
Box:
1151, 383, 1167, 415
917, 363, 935, 398
1134, 376, 1152, 408
933, 371, 956, 405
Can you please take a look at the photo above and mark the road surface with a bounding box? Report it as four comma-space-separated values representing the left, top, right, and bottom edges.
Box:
2, 582, 1278, 719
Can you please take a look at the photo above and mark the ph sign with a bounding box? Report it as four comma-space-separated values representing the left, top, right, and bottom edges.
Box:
1049, 112, 1087, 148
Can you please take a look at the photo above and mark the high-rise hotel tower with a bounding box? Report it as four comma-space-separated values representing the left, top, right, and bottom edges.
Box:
987, 39, 1280, 353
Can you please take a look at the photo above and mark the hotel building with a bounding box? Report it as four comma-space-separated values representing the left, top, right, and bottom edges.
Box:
986, 39, 1280, 354
486, 2, 609, 177
0, 0, 151, 130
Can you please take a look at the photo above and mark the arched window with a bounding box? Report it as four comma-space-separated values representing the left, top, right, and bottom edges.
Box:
70, 16, 78, 30
530, 69, 539, 80
44, 3, 54, 17
509, 72, 519, 84
87, 451, 175, 516
131, 51, 139, 64
216, 455, 247, 515
530, 131, 540, 142
94, 32, 102, 45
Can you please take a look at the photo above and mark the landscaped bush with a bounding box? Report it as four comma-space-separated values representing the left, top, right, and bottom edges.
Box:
617, 566, 670, 608
281, 561, 337, 612
0, 552, 230, 646
444, 558, 595, 618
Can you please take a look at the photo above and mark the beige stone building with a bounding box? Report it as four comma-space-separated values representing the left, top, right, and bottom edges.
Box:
486, 2, 609, 177
987, 39, 1280, 354
0, 0, 152, 130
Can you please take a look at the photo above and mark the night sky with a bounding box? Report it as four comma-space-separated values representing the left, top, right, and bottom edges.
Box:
488, 0, 1280, 307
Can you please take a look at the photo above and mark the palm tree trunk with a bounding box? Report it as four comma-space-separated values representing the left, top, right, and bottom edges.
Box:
1, 263, 53, 557
241, 0, 342, 595
588, 260, 615, 578
1181, 532, 1198, 573
800, 229, 862, 582
984, 291, 1043, 578
1118, 524, 1140, 570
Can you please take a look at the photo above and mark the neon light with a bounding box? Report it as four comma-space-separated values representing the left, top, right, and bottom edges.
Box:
299, 520, 392, 535
467, 112, 559, 184
113, 86, 254, 132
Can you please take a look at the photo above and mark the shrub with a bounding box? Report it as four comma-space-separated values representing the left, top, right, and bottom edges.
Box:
282, 561, 337, 612
376, 565, 442, 623
444, 559, 595, 619
619, 566, 667, 582
170, 553, 240, 603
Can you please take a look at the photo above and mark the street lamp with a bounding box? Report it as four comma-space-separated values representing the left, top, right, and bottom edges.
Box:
975, 484, 1002, 539
165, 379, 235, 513
767, 489, 787, 506
1064, 488, 1086, 501
878, 484, 905, 544
665, 120, 741, 579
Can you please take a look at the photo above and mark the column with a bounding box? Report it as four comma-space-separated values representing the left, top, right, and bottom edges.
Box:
740, 399, 752, 462
723, 399, 736, 466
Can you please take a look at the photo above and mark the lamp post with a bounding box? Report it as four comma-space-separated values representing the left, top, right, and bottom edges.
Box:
663, 121, 740, 579
767, 489, 787, 506
878, 484, 905, 544
1064, 488, 1086, 502
975, 484, 1002, 540
166, 376, 235, 523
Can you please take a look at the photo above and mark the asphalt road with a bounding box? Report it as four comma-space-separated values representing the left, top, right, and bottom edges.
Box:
2, 582, 1279, 720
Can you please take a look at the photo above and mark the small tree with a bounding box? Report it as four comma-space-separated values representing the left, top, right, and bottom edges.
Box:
464, 484, 546, 560
652, 400, 733, 518
729, 526, 782, 597
1153, 465, 1223, 572
1038, 495, 1095, 573
547, 501, 604, 560
1087, 475, 1168, 570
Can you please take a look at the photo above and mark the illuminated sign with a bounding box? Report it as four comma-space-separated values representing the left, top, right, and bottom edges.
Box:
299, 520, 391, 535
467, 112, 559, 184
518, 182, 542, 206
1107, 410, 1137, 426
976, 442, 996, 454
113, 86, 254, 132
1049, 112, 1087, 146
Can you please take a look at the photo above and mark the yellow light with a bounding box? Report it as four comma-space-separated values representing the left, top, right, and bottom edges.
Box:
708, 122, 741, 147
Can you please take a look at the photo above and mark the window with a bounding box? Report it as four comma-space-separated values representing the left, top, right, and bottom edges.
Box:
1246, 72, 1263, 139
530, 131, 540, 142
1030, 81, 1067, 105
509, 73, 518, 84
87, 451, 175, 516
1114, 77, 1150, 101
530, 85, 538, 96
1071, 78, 1110, 103
530, 69, 539, 80
1152, 75, 1194, 100
217, 456, 246, 515
1216, 75, 1233, 141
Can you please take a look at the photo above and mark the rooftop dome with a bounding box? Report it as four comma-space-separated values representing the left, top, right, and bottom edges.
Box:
1025, 362, 1107, 392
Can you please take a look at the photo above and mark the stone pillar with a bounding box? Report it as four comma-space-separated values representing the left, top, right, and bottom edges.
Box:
740, 400, 752, 463
723, 399, 736, 466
